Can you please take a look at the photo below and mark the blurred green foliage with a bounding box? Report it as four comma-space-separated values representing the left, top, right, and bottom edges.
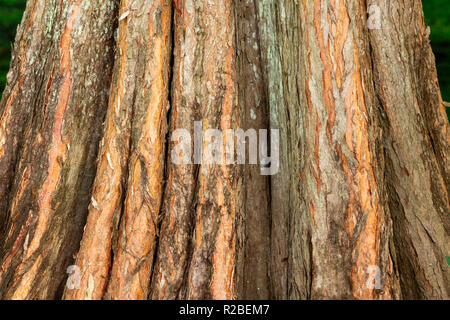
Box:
0, 0, 26, 99
0, 0, 448, 120
422, 0, 450, 120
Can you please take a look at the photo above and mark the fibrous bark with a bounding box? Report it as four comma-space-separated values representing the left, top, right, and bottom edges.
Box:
64, 0, 172, 300
367, 0, 449, 299
0, 0, 447, 300
0, 0, 118, 299
294, 0, 400, 299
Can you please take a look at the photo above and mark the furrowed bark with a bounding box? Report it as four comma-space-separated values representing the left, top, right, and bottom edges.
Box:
0, 0, 118, 299
255, 0, 311, 300
271, 0, 311, 300
0, 0, 58, 238
63, 0, 133, 300
255, 0, 292, 300
368, 0, 449, 299
153, 0, 242, 300
0, 0, 448, 301
181, 0, 241, 300
105, 0, 171, 300
65, 0, 172, 300
149, 0, 199, 300
234, 0, 271, 300
295, 0, 401, 299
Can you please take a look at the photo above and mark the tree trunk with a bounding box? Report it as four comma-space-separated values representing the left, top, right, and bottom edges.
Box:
0, 0, 117, 299
0, 0, 448, 300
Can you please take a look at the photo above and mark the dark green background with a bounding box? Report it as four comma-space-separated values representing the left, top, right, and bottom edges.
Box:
0, 0, 26, 96
0, 0, 448, 119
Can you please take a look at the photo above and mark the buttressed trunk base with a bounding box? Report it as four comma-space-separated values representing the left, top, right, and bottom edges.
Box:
0, 0, 447, 300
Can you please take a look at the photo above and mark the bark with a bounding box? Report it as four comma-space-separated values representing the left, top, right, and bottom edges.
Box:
0, 0, 448, 300
172, 0, 241, 300
254, 0, 311, 300
64, 0, 172, 300
294, 0, 401, 299
367, 0, 449, 299
0, 0, 118, 299
235, 0, 271, 300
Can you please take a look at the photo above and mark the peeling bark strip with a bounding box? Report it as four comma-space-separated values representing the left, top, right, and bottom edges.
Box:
0, 0, 118, 299
64, 0, 172, 300
368, 0, 449, 299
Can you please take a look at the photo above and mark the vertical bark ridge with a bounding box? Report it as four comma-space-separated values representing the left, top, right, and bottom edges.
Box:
182, 0, 241, 300
255, 0, 311, 300
408, 2, 449, 190
254, 0, 291, 300
0, 0, 118, 299
64, 0, 172, 300
0, 0, 55, 238
105, 0, 172, 300
234, 0, 271, 300
149, 0, 200, 300
274, 1, 310, 300
296, 0, 399, 299
151, 0, 242, 300
64, 0, 134, 300
367, 0, 449, 299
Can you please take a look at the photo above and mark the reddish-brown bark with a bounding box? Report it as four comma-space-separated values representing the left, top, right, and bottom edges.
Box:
64, 0, 172, 300
0, 0, 447, 300
0, 0, 118, 299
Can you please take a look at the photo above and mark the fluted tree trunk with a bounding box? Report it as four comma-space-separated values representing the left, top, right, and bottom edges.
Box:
0, 0, 448, 300
0, 0, 118, 299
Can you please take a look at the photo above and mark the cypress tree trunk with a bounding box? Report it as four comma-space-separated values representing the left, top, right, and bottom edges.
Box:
0, 0, 118, 299
0, 0, 448, 300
